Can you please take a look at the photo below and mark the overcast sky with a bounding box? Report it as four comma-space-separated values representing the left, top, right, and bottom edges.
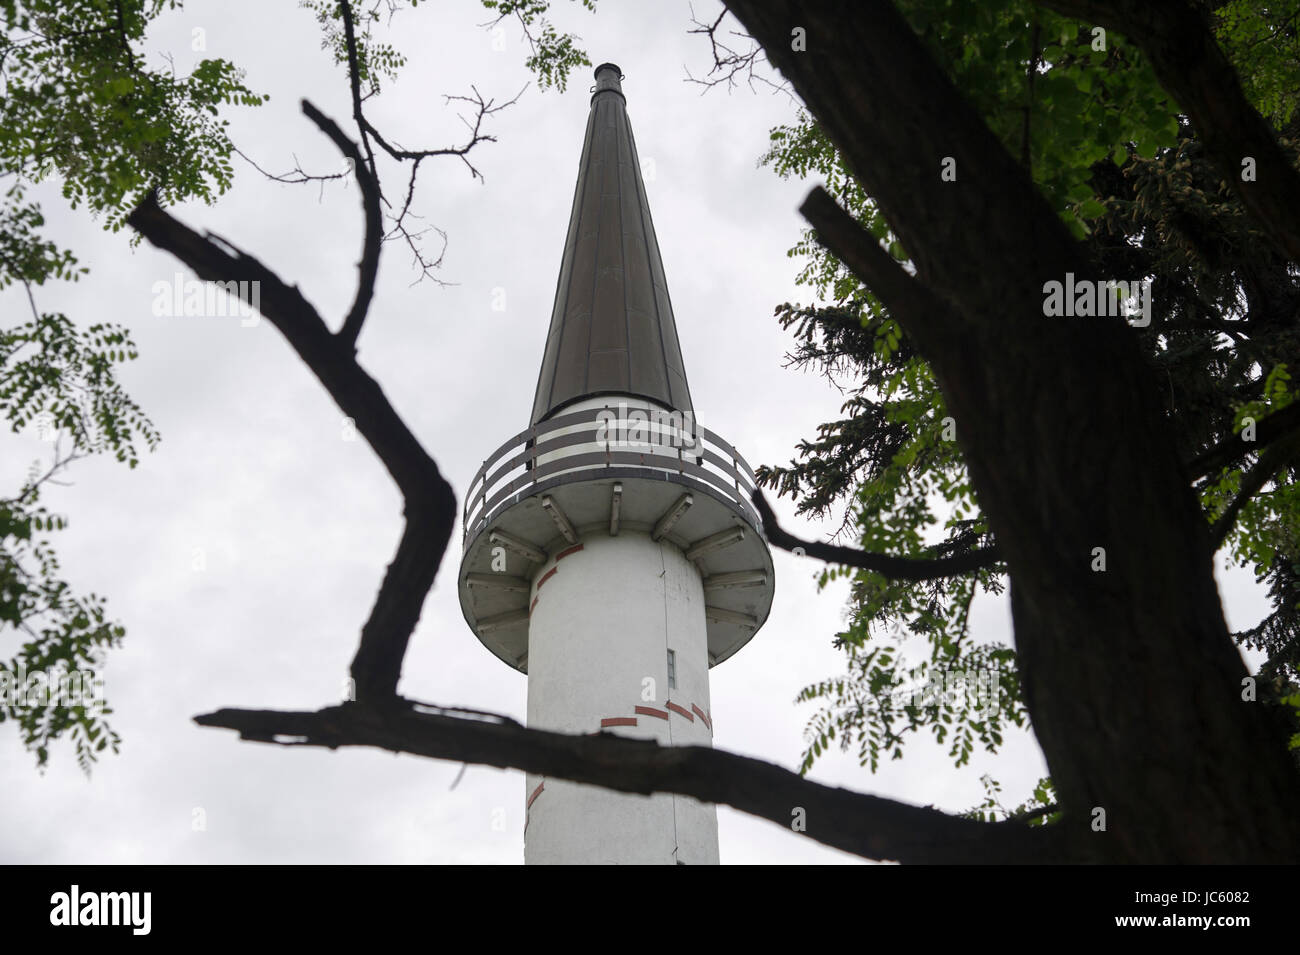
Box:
0, 0, 1271, 864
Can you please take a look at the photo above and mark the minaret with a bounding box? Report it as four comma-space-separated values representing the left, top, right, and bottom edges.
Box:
458, 63, 774, 865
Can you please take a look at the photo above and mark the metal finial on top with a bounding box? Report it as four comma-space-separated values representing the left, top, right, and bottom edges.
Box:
591, 62, 625, 100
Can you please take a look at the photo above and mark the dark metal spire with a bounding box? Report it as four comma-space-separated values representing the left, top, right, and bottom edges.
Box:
530, 62, 694, 425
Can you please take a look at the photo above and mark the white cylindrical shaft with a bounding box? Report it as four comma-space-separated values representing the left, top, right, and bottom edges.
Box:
523, 531, 718, 864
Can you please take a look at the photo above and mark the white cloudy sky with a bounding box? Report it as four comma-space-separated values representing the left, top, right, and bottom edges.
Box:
0, 0, 1270, 864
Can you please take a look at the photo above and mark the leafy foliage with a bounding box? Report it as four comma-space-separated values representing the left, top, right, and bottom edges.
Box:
1216, 0, 1300, 127
1, 312, 158, 467
302, 0, 597, 95
963, 774, 1059, 825
480, 0, 596, 92
301, 0, 410, 95
0, 0, 257, 769
0, 0, 268, 231
0, 493, 124, 773
1, 313, 157, 771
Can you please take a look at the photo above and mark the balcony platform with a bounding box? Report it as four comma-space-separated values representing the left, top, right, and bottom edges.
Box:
458, 407, 775, 672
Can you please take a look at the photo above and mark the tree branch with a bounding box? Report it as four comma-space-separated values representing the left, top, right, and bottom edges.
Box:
359, 84, 521, 179
684, 5, 792, 99
1187, 401, 1300, 480
300, 99, 381, 348
126, 193, 455, 701
231, 145, 353, 187
798, 186, 955, 346
753, 489, 1001, 580
336, 0, 381, 192
328, 1, 519, 286
194, 699, 1072, 864
1210, 426, 1300, 546
1035, 0, 1300, 263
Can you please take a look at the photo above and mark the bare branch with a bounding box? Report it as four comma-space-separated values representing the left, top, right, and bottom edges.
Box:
348, 73, 521, 283
385, 210, 451, 287
231, 146, 351, 187
337, 0, 382, 192
323, 1, 521, 284
753, 489, 1001, 581
361, 84, 524, 182
684, 4, 792, 99
193, 699, 1072, 864
300, 99, 381, 348
126, 193, 455, 701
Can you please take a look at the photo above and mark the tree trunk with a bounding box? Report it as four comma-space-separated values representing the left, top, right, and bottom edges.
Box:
725, 0, 1300, 861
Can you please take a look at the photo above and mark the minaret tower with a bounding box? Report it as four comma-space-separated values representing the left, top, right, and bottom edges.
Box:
458, 63, 774, 865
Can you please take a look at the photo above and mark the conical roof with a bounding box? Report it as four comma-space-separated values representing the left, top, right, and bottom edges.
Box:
530, 63, 694, 425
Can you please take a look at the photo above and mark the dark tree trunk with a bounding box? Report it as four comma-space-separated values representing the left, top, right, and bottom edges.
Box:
725, 0, 1300, 861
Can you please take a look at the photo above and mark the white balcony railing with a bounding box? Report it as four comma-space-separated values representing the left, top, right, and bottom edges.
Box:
462, 404, 760, 546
